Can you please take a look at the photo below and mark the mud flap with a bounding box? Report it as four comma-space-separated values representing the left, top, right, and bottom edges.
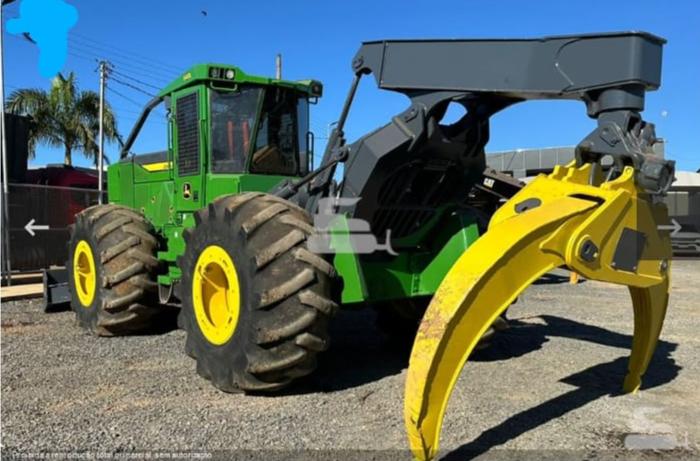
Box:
404, 163, 672, 461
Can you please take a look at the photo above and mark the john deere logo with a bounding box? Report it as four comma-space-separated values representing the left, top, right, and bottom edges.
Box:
183, 183, 192, 200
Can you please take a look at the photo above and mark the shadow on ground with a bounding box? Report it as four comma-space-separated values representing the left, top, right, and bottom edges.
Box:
45, 301, 180, 335
284, 307, 682, 459
282, 308, 407, 394
441, 315, 680, 460
285, 308, 680, 405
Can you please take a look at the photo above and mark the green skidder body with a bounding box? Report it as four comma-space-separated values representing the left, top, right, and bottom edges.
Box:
106, 63, 477, 306
71, 62, 481, 391
107, 64, 324, 287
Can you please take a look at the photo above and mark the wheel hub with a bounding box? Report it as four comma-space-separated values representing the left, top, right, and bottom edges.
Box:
73, 240, 96, 307
192, 245, 241, 345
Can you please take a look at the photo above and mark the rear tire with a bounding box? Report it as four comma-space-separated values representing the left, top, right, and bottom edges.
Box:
68, 204, 161, 336
178, 193, 338, 393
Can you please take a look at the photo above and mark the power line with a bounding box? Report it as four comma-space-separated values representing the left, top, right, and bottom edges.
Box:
7, 34, 163, 84
68, 41, 173, 84
108, 63, 170, 88
111, 104, 165, 118
8, 32, 174, 84
118, 115, 167, 127
71, 31, 181, 71
70, 42, 173, 80
67, 50, 100, 65
5, 32, 175, 86
110, 76, 157, 99
110, 69, 162, 91
111, 106, 146, 116
107, 86, 145, 108
69, 32, 181, 74
107, 86, 166, 118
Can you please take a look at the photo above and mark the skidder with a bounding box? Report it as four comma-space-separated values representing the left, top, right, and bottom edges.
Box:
68, 32, 674, 460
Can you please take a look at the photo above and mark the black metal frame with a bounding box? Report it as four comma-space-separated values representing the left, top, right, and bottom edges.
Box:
277, 32, 673, 239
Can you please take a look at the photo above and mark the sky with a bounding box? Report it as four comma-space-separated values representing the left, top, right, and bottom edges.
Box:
2, 0, 699, 171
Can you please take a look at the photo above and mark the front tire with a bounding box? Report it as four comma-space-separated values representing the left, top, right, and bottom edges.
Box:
68, 204, 161, 336
178, 193, 337, 393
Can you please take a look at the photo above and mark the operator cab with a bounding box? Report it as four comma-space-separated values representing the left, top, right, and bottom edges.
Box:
119, 64, 322, 179
210, 85, 311, 176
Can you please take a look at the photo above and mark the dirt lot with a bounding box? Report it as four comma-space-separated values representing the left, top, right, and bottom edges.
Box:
1, 261, 699, 460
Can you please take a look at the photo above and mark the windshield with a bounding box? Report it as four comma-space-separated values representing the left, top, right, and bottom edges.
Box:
210, 87, 261, 173
250, 87, 309, 176
210, 86, 310, 176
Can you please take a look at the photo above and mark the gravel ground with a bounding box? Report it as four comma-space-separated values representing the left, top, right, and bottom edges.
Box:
1, 260, 699, 460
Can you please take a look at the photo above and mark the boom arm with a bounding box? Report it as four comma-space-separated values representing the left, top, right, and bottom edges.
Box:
353, 32, 663, 106
339, 33, 672, 213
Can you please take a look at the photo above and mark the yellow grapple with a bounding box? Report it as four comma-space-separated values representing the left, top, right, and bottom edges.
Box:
404, 162, 672, 460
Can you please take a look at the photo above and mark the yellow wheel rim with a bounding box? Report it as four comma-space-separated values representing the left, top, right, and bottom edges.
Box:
73, 240, 97, 307
192, 245, 241, 345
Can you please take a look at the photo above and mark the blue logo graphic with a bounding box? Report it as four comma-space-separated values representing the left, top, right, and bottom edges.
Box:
7, 0, 78, 78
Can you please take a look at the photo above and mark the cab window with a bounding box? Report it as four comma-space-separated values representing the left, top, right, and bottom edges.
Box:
210, 88, 261, 173
249, 88, 309, 176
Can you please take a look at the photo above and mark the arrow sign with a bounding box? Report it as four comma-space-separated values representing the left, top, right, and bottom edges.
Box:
24, 218, 50, 237
657, 218, 682, 237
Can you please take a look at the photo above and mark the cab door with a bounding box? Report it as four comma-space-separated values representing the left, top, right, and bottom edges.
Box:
173, 88, 206, 212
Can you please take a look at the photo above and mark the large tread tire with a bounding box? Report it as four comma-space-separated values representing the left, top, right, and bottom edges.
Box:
178, 192, 338, 393
68, 204, 161, 336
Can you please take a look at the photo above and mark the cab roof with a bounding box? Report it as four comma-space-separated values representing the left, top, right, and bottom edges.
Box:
157, 63, 322, 98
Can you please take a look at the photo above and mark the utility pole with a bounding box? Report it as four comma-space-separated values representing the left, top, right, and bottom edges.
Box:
97, 60, 107, 204
275, 53, 282, 80
0, 0, 14, 284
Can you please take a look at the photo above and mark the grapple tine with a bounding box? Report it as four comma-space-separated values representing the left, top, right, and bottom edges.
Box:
404, 164, 673, 461
405, 195, 595, 460
624, 281, 670, 393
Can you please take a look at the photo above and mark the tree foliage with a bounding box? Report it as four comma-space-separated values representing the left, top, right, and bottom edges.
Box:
6, 72, 120, 165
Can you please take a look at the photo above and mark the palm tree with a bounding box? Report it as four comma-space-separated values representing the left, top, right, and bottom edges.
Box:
6, 72, 120, 166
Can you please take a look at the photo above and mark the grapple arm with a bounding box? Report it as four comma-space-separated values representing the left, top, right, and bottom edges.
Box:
398, 32, 674, 461
405, 164, 672, 460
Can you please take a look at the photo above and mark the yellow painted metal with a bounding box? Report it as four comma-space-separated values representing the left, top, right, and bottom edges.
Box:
192, 245, 241, 345
73, 240, 97, 307
141, 161, 172, 172
404, 162, 672, 461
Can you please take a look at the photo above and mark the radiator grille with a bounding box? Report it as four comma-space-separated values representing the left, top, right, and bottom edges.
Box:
176, 92, 200, 176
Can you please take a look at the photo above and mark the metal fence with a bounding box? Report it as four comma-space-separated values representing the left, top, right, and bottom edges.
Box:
664, 189, 700, 256
1, 183, 105, 280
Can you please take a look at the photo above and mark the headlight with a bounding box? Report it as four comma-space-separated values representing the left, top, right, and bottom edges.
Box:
311, 82, 323, 97
225, 69, 235, 80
